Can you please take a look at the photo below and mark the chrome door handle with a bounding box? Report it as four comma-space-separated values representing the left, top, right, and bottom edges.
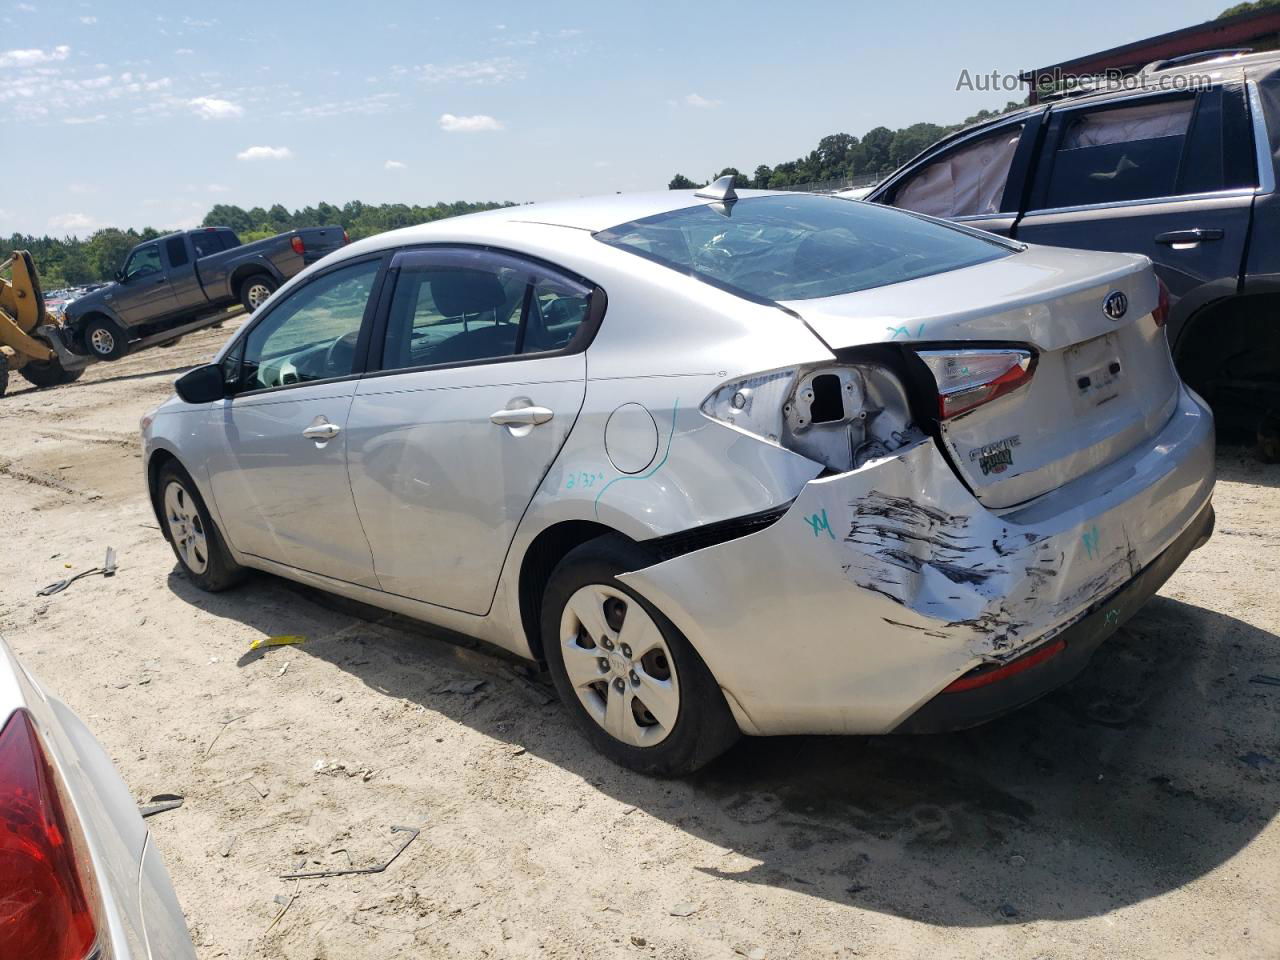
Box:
1154, 228, 1224, 245
489, 406, 553, 426
302, 422, 341, 441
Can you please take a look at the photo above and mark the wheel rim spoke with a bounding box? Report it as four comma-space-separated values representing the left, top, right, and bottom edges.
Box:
163, 480, 209, 574
565, 589, 611, 647
602, 683, 633, 743
618, 609, 664, 660
635, 671, 679, 730
561, 640, 605, 690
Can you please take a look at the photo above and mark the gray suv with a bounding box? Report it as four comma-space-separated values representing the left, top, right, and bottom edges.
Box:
866, 50, 1280, 438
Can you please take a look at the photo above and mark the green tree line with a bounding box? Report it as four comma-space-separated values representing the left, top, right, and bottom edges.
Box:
669, 101, 1027, 191
5, 199, 511, 289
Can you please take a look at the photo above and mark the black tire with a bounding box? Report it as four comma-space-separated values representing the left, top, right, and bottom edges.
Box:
18, 356, 84, 388
239, 274, 278, 313
81, 315, 129, 361
541, 535, 740, 776
156, 461, 246, 592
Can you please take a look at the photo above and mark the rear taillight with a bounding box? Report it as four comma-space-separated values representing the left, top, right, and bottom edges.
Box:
0, 710, 101, 960
701, 362, 918, 472
1152, 276, 1170, 328
942, 638, 1066, 692
915, 348, 1034, 420
342, 230, 350, 245
290, 235, 305, 255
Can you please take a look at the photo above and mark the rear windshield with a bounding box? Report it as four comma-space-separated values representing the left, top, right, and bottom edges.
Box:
596, 194, 1012, 301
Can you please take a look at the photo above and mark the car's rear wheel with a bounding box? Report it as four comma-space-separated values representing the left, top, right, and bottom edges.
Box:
239, 274, 277, 313
157, 461, 246, 592
541, 535, 739, 776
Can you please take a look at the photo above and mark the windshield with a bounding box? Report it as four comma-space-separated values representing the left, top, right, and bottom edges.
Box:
595, 194, 1012, 301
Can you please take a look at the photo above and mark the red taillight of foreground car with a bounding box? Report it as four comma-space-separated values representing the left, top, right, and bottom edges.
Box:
290, 235, 305, 256
1152, 276, 1170, 328
0, 709, 100, 960
915, 348, 1035, 420
942, 638, 1066, 693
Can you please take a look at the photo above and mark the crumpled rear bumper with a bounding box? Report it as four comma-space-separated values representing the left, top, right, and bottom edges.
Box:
619, 385, 1215, 736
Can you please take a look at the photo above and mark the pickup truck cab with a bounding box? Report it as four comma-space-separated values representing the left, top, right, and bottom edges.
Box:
65, 225, 347, 361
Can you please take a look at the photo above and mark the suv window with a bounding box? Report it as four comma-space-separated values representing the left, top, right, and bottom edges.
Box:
237, 259, 380, 392
123, 243, 162, 280
381, 250, 593, 371
598, 194, 1011, 302
892, 123, 1025, 218
165, 236, 189, 268
1039, 97, 1195, 209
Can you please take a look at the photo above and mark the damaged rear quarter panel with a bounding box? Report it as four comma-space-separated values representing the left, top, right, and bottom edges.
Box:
618, 392, 1213, 735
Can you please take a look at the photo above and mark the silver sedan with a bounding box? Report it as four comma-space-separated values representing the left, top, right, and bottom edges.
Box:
142, 182, 1215, 775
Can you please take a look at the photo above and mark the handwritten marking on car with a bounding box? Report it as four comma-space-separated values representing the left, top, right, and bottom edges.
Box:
564, 471, 606, 490
804, 508, 835, 539
1082, 526, 1101, 560
887, 323, 926, 340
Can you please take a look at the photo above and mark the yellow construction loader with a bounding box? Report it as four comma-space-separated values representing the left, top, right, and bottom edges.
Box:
0, 251, 89, 397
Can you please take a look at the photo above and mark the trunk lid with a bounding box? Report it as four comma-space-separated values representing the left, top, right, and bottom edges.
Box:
783, 245, 1180, 508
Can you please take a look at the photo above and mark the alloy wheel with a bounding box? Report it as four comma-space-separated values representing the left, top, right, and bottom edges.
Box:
559, 584, 680, 747
90, 327, 115, 355
246, 283, 272, 309
163, 480, 209, 574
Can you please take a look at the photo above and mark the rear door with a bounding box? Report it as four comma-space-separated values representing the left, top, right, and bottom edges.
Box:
205, 255, 385, 586
114, 242, 178, 325
344, 246, 596, 615
872, 112, 1045, 238
1014, 85, 1256, 302
164, 235, 206, 312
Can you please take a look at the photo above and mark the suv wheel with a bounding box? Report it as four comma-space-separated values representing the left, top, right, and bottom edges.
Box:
157, 461, 246, 592
541, 535, 739, 776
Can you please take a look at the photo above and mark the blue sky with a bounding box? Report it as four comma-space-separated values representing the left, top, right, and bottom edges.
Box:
1, 0, 1227, 236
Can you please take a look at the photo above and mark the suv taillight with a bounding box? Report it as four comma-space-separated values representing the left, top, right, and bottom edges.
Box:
1153, 276, 1170, 328
0, 710, 101, 960
915, 348, 1034, 420
290, 235, 305, 256
341, 230, 350, 245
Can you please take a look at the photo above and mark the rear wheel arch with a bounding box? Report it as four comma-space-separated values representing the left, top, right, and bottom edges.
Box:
517, 520, 630, 661
231, 263, 278, 297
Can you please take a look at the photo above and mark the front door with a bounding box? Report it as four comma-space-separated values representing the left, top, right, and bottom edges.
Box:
205, 256, 384, 587
114, 242, 177, 324
344, 246, 595, 615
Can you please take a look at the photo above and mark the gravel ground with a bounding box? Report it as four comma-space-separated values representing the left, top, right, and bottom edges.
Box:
1, 321, 1278, 959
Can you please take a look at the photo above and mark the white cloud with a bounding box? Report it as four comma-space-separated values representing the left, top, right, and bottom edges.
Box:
48, 212, 93, 231
207, 183, 230, 192
384, 159, 407, 170
684, 92, 720, 109
67, 182, 96, 194
78, 15, 96, 24
14, 3, 36, 11
236, 144, 292, 160
403, 57, 520, 85
189, 95, 242, 119
62, 113, 105, 124
0, 44, 70, 68
439, 112, 502, 133
175, 48, 194, 55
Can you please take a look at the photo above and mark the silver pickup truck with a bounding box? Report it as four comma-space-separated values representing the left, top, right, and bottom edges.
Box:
64, 225, 347, 361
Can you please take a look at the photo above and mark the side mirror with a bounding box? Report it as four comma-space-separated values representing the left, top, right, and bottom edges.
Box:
174, 363, 227, 404
115, 269, 124, 282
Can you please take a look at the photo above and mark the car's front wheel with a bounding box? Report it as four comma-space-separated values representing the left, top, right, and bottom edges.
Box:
541, 535, 739, 776
81, 316, 129, 361
157, 461, 246, 592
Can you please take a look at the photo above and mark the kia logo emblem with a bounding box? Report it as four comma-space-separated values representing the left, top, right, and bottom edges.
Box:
1104, 291, 1128, 320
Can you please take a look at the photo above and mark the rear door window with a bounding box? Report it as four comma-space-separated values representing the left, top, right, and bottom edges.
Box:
191, 232, 221, 258
379, 249, 594, 372
1037, 97, 1195, 208
165, 236, 189, 268
892, 123, 1026, 218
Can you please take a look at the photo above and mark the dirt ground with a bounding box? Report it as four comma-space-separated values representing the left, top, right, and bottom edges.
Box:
1, 320, 1278, 959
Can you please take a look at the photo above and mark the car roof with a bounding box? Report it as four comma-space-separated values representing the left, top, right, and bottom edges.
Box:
340, 188, 786, 255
